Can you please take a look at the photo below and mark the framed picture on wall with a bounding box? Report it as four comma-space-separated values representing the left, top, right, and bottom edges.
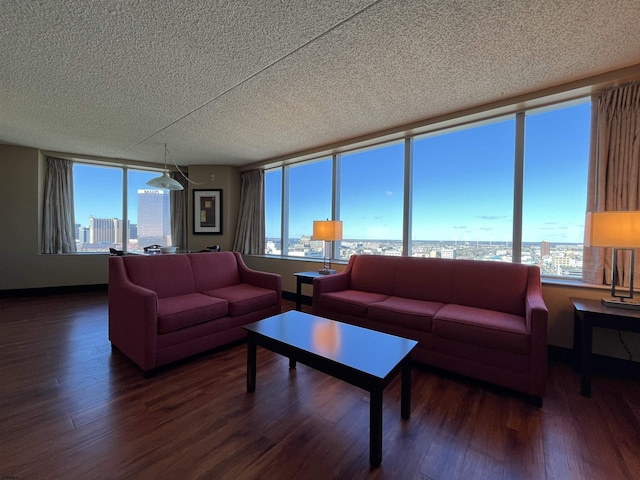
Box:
193, 189, 223, 234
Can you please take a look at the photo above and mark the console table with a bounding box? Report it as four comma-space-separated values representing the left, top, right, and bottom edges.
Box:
571, 297, 640, 397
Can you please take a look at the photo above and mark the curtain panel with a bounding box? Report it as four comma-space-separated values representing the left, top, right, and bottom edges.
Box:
42, 157, 77, 253
170, 172, 188, 251
583, 81, 640, 285
233, 170, 265, 255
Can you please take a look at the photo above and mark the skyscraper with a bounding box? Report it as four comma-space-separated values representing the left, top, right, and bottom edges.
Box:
137, 189, 170, 247
89, 216, 122, 244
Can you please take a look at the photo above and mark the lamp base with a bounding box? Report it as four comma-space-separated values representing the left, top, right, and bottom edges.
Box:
318, 268, 336, 275
601, 297, 640, 310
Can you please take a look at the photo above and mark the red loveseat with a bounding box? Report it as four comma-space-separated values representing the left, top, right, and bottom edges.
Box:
313, 255, 548, 404
109, 252, 281, 373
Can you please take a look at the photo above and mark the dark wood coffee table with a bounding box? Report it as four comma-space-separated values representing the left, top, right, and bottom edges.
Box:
244, 310, 418, 467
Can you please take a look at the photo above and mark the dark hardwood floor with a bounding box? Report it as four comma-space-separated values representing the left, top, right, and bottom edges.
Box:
1, 291, 639, 479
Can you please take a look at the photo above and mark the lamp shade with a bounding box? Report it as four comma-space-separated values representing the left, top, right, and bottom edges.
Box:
313, 220, 343, 241
145, 170, 184, 191
585, 211, 640, 248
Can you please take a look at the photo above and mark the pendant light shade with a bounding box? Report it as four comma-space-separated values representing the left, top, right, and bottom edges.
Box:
146, 170, 183, 190
145, 144, 184, 191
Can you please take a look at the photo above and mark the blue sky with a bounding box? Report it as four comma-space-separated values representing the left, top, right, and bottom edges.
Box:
266, 100, 591, 244
73, 166, 159, 225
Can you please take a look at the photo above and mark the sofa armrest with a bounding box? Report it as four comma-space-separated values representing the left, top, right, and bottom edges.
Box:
234, 252, 282, 292
312, 257, 355, 305
525, 266, 549, 397
525, 267, 548, 333
108, 256, 159, 371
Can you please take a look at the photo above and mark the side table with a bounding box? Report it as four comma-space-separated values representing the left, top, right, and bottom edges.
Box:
571, 297, 640, 397
293, 271, 324, 311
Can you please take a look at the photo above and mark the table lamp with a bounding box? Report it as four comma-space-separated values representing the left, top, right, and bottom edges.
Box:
313, 219, 343, 274
585, 211, 640, 309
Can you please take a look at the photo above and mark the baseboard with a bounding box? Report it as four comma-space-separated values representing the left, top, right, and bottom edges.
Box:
0, 284, 108, 298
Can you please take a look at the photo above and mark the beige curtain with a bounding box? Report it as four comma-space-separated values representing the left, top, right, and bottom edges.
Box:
583, 81, 640, 285
170, 173, 188, 252
233, 170, 265, 254
42, 157, 77, 253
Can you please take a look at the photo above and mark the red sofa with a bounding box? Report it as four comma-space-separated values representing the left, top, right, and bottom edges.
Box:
312, 255, 548, 403
109, 252, 281, 373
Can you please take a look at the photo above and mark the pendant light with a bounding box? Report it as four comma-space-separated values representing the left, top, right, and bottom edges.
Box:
146, 144, 184, 191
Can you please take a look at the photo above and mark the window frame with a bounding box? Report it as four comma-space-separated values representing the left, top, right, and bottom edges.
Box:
264, 97, 591, 279
71, 161, 169, 254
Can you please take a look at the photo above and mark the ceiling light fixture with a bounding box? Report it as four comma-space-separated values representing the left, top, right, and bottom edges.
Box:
146, 144, 184, 191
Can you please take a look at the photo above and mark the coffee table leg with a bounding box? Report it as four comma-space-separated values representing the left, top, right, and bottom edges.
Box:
370, 389, 383, 467
247, 334, 256, 392
401, 360, 411, 419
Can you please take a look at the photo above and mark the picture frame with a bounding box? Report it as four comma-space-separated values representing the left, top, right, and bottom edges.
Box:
193, 189, 223, 234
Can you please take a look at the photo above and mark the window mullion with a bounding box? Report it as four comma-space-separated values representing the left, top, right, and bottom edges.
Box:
512, 112, 525, 264
403, 138, 413, 256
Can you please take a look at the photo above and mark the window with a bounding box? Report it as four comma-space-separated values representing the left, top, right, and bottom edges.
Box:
338, 142, 404, 259
286, 158, 332, 257
73, 164, 171, 253
127, 170, 171, 253
264, 98, 591, 278
522, 101, 591, 277
265, 168, 282, 254
411, 117, 516, 260
74, 164, 123, 252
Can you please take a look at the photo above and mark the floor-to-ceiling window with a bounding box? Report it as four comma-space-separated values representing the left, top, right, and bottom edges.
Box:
411, 117, 516, 260
264, 98, 591, 278
73, 163, 172, 253
337, 142, 404, 259
521, 100, 591, 277
265, 168, 283, 255
285, 157, 332, 257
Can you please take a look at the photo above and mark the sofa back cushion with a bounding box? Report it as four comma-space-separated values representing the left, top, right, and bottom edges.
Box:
450, 259, 529, 316
391, 257, 454, 303
188, 252, 241, 291
122, 254, 197, 299
349, 255, 398, 295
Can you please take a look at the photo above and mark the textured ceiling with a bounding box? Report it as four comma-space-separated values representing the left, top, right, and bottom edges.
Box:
1, 0, 640, 167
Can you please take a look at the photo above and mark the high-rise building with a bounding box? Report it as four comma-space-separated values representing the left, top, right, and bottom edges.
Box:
541, 240, 551, 256
89, 216, 122, 244
137, 189, 170, 246
77, 226, 90, 244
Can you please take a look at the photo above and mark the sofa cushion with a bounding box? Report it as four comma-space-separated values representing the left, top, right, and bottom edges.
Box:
158, 294, 228, 334
450, 260, 528, 316
349, 255, 397, 295
189, 252, 242, 291
368, 296, 444, 332
391, 257, 454, 303
123, 255, 197, 298
432, 304, 530, 354
316, 290, 389, 317
203, 284, 277, 316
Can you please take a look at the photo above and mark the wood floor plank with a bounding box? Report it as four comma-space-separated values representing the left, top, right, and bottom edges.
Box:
1, 292, 639, 479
